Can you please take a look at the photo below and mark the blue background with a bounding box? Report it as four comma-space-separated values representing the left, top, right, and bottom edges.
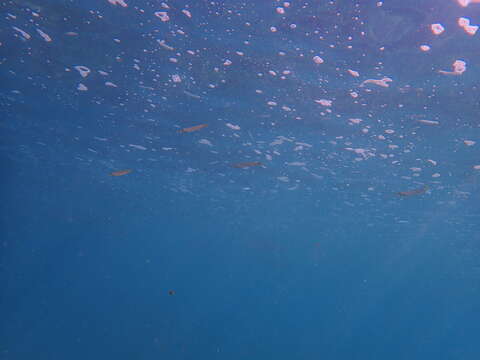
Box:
1, 0, 480, 359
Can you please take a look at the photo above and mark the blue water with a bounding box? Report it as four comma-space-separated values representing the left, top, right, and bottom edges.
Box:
2, 0, 480, 358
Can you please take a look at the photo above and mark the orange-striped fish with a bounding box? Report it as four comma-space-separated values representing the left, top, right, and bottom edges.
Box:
110, 169, 132, 177
232, 161, 263, 169
178, 124, 208, 133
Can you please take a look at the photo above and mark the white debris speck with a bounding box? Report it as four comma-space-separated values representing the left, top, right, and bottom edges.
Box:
108, 0, 128, 6
314, 99, 332, 106
77, 83, 88, 91
464, 140, 476, 146
439, 59, 467, 75
12, 27, 31, 40
360, 77, 392, 88
226, 123, 241, 130
313, 56, 324, 64
458, 17, 478, 35
129, 144, 147, 150
36, 29, 52, 42
74, 65, 91, 78
347, 69, 359, 77
418, 119, 439, 125
431, 23, 445, 35
154, 11, 169, 21
157, 40, 174, 50
348, 118, 362, 125
198, 139, 212, 146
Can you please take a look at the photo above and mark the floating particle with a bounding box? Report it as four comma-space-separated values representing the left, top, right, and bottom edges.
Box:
198, 139, 212, 146
12, 26, 31, 40
179, 124, 208, 133
349, 118, 362, 125
439, 60, 466, 75
171, 74, 181, 83
129, 144, 147, 150
232, 161, 263, 168
168, 290, 175, 296
223, 59, 232, 66
313, 56, 324, 64
347, 69, 360, 77
314, 99, 332, 106
155, 11, 170, 21
157, 40, 174, 50
110, 169, 132, 176
105, 82, 117, 87
474, 165, 480, 170
458, 0, 480, 7
397, 186, 428, 197
417, 119, 439, 125
77, 83, 88, 91
36, 29, 52, 42
464, 140, 476, 146
458, 17, 478, 35
108, 0, 128, 7
183, 90, 201, 99
74, 65, 91, 78
361, 77, 392, 87
419, 44, 430, 51
431, 23, 445, 35
182, 9, 192, 18
226, 123, 240, 130
276, 7, 285, 14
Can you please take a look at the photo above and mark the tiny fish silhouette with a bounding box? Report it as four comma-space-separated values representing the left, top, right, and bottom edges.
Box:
397, 186, 428, 197
110, 169, 132, 176
232, 161, 263, 168
178, 124, 208, 133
